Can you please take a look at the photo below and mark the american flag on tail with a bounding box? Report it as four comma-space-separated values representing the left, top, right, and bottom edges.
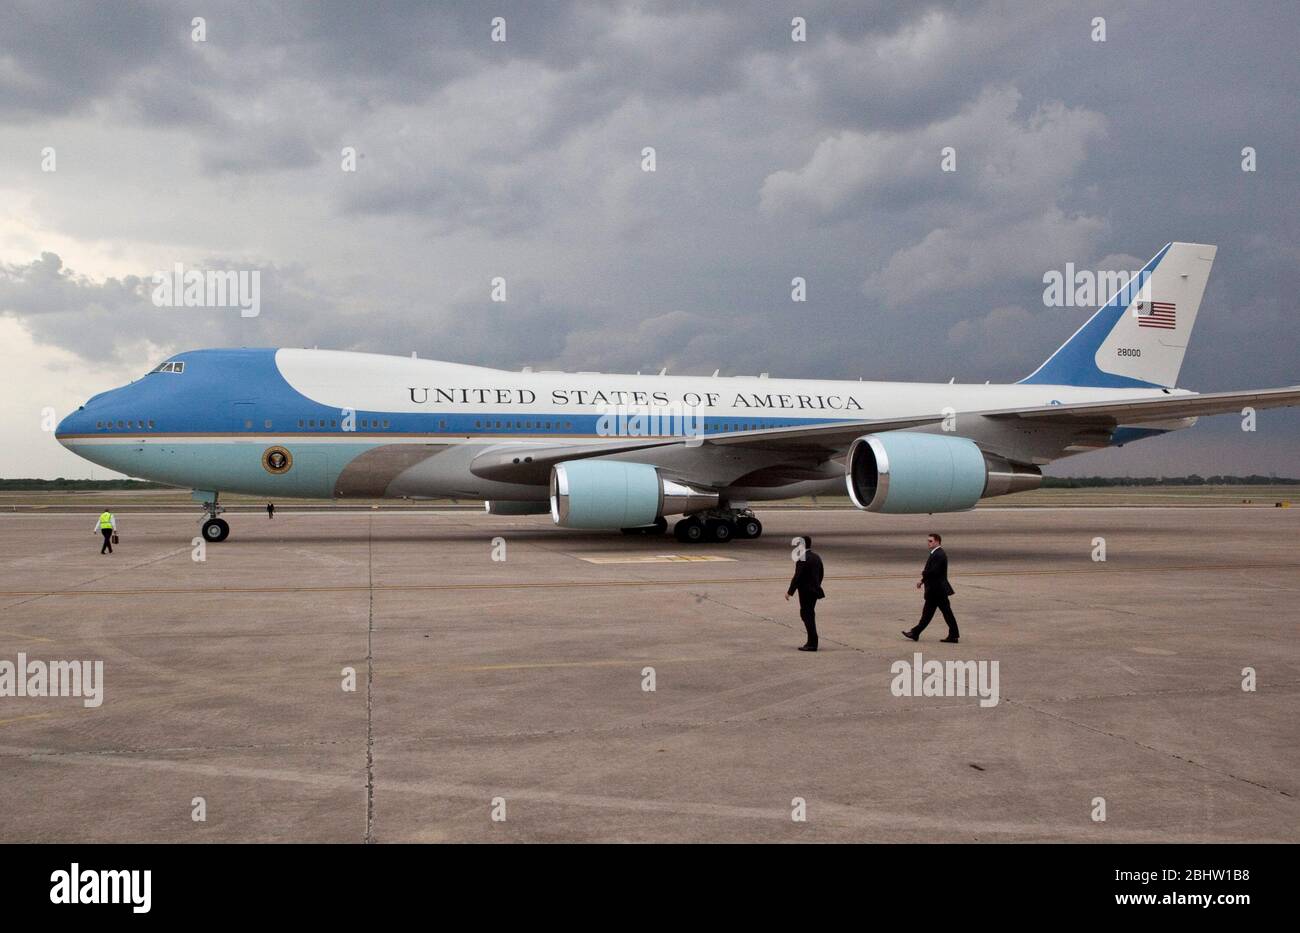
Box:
1135, 300, 1176, 329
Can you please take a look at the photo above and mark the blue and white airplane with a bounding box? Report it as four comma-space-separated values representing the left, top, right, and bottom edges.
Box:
56, 243, 1299, 544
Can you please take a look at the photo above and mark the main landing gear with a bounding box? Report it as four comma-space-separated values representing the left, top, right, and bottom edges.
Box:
199, 492, 230, 542
672, 508, 762, 544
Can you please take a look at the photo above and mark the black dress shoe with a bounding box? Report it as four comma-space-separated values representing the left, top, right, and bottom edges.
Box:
901, 630, 919, 641
940, 637, 959, 643
798, 645, 818, 652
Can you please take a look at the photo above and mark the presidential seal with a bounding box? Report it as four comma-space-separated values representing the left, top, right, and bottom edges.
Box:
262, 446, 293, 474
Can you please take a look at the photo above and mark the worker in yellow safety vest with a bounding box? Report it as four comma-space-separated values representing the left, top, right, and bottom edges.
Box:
95, 509, 117, 554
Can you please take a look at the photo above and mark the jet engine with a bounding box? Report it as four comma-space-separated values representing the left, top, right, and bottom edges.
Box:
550, 460, 717, 528
845, 432, 1041, 513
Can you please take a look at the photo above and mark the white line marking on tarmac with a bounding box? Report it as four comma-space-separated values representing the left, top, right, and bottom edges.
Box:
3, 743, 1282, 841
1108, 657, 1142, 675
579, 554, 737, 564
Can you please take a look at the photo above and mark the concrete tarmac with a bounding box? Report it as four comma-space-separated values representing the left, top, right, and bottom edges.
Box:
0, 506, 1295, 842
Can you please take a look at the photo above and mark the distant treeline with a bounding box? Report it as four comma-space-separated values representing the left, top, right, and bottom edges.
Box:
0, 478, 176, 491
1042, 475, 1297, 488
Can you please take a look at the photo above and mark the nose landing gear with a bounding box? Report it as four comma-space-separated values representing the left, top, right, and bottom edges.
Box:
202, 518, 230, 542
197, 491, 230, 542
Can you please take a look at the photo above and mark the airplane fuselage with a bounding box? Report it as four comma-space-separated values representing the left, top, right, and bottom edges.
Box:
55, 348, 1189, 503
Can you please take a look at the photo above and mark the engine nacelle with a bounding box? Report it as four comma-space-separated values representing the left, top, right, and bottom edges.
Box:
846, 432, 1041, 513
550, 460, 717, 528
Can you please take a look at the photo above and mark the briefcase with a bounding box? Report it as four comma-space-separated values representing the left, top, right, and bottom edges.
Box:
112, 533, 120, 544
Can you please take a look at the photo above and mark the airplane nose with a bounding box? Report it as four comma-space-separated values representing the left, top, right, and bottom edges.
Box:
55, 407, 90, 446
55, 411, 77, 447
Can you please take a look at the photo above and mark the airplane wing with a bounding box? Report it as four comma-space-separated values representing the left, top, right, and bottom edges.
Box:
705, 384, 1300, 448
470, 385, 1300, 484
986, 385, 1300, 424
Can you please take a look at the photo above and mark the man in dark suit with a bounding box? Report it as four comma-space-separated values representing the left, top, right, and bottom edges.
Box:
785, 536, 825, 651
903, 532, 959, 643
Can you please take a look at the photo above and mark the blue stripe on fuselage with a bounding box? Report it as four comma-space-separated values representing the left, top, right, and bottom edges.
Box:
56, 348, 857, 439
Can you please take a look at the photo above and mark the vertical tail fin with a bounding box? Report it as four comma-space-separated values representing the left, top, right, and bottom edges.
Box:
1020, 242, 1216, 388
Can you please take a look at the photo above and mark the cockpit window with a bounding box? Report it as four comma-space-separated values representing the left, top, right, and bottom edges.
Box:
150, 361, 185, 374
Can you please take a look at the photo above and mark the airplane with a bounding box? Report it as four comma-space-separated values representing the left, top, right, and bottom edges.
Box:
55, 242, 1299, 545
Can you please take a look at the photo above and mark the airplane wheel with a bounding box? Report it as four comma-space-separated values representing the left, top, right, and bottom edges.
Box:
706, 519, 734, 543
736, 517, 762, 539
674, 517, 705, 544
202, 518, 230, 542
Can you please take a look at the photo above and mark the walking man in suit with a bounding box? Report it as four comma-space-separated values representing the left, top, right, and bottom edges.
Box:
785, 536, 825, 651
903, 533, 959, 643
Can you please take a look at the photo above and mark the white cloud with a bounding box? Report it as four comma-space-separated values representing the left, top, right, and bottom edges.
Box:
0, 317, 142, 478
760, 86, 1107, 220
866, 208, 1108, 308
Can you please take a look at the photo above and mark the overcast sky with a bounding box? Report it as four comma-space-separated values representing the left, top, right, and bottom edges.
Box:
1, 0, 1296, 480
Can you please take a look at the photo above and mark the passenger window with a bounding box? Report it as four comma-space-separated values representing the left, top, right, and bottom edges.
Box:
298, 420, 304, 428
383, 420, 389, 429
264, 420, 272, 429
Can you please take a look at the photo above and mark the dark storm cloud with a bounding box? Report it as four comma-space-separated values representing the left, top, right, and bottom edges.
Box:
2, 0, 1297, 474
0, 252, 343, 362
0, 1, 184, 120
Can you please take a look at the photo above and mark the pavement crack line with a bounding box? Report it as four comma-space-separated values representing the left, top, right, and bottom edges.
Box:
5, 562, 1296, 599
1003, 696, 1296, 800
690, 589, 867, 653
365, 513, 376, 844
0, 543, 191, 613
0, 738, 352, 759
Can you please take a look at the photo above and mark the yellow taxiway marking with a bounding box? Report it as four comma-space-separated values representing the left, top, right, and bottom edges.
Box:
0, 563, 1291, 598
444, 656, 704, 673
579, 554, 738, 564
0, 629, 54, 644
